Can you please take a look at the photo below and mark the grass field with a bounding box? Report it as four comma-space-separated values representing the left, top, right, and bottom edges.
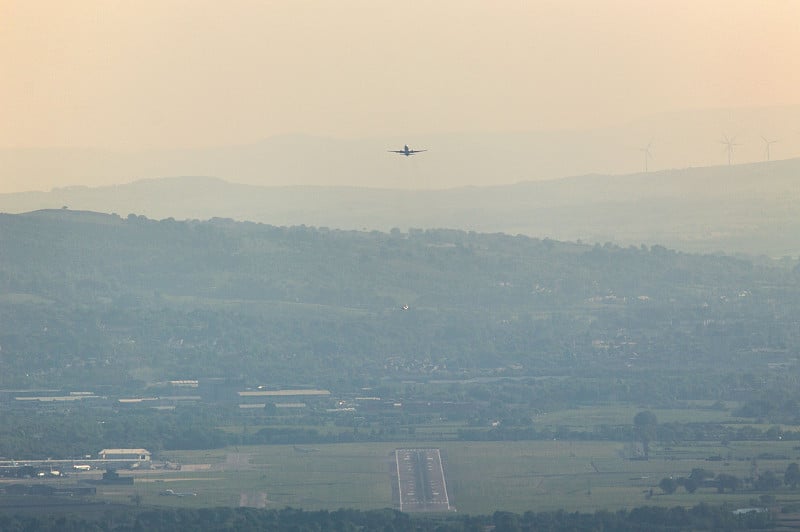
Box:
56, 400, 800, 515
531, 402, 744, 430
120, 439, 800, 515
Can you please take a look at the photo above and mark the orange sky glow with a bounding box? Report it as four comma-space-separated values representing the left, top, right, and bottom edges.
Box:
1, 0, 799, 150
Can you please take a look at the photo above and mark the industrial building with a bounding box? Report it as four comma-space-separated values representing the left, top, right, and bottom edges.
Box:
98, 448, 151, 461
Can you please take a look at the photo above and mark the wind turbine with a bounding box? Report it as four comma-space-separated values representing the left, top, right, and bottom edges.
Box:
720, 135, 740, 166
638, 141, 653, 172
761, 136, 778, 161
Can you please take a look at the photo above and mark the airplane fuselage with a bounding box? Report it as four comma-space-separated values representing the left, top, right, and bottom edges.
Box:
389, 144, 426, 156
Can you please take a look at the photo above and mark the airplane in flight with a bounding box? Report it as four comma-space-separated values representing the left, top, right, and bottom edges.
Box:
388, 145, 427, 156
159, 489, 197, 497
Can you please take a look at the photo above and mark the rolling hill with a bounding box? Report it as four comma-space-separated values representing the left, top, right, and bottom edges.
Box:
2, 158, 799, 256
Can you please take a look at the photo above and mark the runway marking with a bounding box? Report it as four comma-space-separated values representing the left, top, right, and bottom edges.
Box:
393, 448, 452, 512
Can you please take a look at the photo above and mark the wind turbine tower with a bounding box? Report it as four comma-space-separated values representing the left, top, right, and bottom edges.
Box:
638, 141, 653, 172
720, 135, 740, 166
761, 136, 778, 161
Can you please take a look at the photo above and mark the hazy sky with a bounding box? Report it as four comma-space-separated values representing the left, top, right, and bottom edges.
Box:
3, 0, 799, 151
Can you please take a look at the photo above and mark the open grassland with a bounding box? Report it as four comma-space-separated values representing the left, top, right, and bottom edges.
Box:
0, 495, 132, 517
128, 440, 800, 514
47, 408, 799, 514
532, 402, 744, 431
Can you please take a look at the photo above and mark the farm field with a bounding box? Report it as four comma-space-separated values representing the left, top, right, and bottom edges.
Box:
531, 402, 745, 430
225, 401, 750, 442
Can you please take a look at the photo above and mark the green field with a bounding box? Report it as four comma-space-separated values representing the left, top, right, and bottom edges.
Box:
20, 401, 800, 515
108, 439, 800, 515
532, 402, 744, 430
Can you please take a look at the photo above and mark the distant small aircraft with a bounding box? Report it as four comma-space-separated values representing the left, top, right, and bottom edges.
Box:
388, 145, 427, 156
293, 445, 319, 453
159, 489, 197, 497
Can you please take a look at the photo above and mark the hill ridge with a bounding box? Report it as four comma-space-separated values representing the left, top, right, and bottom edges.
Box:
2, 158, 800, 256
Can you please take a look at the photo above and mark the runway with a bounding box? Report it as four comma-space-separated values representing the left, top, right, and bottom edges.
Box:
394, 448, 452, 512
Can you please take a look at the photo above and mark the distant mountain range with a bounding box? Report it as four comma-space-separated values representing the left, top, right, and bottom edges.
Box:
4, 105, 800, 194
2, 158, 799, 256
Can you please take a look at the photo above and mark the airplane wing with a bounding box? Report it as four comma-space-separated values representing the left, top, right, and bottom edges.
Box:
408, 150, 427, 154
388, 150, 405, 154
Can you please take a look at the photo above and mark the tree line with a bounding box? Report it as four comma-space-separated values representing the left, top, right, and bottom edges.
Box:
0, 502, 775, 531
